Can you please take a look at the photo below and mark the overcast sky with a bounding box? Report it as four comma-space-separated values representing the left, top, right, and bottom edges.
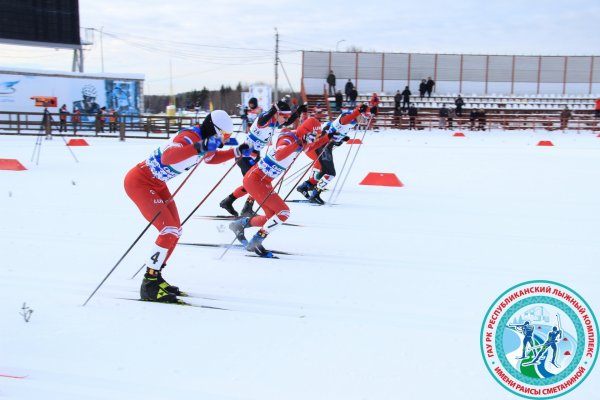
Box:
0, 0, 598, 95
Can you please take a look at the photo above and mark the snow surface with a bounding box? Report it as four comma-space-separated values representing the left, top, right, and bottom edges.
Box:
1, 128, 599, 399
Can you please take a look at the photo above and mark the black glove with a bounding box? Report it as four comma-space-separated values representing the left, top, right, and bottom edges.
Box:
327, 131, 335, 139
238, 143, 249, 152
342, 136, 350, 142
296, 102, 308, 114
234, 142, 251, 157
359, 103, 369, 113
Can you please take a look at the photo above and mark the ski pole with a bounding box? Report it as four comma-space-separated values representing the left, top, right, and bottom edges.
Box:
330, 117, 371, 205
326, 128, 360, 204
82, 157, 203, 306
281, 138, 333, 202
129, 159, 240, 279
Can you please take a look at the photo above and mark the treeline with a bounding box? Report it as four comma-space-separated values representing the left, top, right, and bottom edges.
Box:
143, 83, 294, 115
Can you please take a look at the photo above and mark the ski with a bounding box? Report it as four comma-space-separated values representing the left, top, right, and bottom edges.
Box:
285, 199, 338, 206
118, 297, 228, 310
195, 215, 302, 227
178, 242, 294, 256
246, 254, 280, 259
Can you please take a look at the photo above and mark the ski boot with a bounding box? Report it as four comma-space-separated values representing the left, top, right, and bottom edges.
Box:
140, 269, 179, 303
246, 230, 272, 257
240, 198, 255, 217
229, 216, 249, 245
308, 188, 325, 205
219, 194, 239, 217
157, 266, 184, 296
296, 180, 315, 200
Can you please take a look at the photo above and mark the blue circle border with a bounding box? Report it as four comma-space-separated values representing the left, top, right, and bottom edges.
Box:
479, 280, 599, 399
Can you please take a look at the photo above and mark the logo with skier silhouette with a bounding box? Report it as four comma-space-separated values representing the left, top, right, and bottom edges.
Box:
481, 280, 597, 399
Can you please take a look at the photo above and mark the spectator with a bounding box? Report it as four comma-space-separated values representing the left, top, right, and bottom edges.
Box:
72, 109, 81, 134
96, 107, 106, 133
447, 107, 456, 129
335, 90, 344, 112
401, 86, 412, 110
439, 104, 449, 129
560, 106, 572, 130
394, 90, 401, 109
41, 107, 53, 140
419, 79, 427, 99
454, 95, 465, 116
408, 104, 418, 130
426, 76, 435, 98
326, 70, 336, 96
59, 104, 69, 132
595, 98, 600, 118
344, 79, 354, 102
393, 105, 402, 129
477, 109, 486, 131
469, 109, 478, 130
349, 87, 358, 108
108, 109, 119, 133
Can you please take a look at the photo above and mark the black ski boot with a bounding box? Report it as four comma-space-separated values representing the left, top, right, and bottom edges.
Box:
229, 216, 250, 245
296, 180, 315, 199
246, 230, 272, 257
219, 194, 239, 217
240, 198, 255, 217
140, 270, 179, 303
309, 188, 325, 205
157, 266, 184, 296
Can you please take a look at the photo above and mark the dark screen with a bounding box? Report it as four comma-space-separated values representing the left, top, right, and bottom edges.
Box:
0, 0, 81, 47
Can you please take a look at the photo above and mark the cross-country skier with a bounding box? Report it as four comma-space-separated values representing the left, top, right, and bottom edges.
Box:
296, 103, 371, 204
526, 326, 563, 368
512, 321, 537, 359
228, 117, 328, 257
124, 110, 248, 303
219, 100, 307, 217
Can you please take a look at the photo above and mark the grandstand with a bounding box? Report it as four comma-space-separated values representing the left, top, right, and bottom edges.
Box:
301, 51, 600, 131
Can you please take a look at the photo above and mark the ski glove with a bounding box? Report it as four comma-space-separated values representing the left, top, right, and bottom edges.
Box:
234, 143, 252, 158
296, 102, 308, 114
304, 132, 317, 144
193, 136, 221, 154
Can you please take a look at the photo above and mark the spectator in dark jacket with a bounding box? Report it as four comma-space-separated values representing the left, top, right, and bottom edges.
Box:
393, 105, 403, 128
560, 106, 572, 130
408, 104, 418, 130
454, 95, 465, 116
327, 70, 336, 96
426, 77, 435, 98
469, 109, 478, 130
344, 79, 354, 102
419, 79, 427, 99
439, 104, 449, 129
401, 86, 412, 110
394, 90, 401, 109
349, 88, 358, 108
335, 90, 344, 111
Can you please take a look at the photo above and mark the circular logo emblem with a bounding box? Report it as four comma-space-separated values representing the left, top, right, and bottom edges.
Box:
480, 280, 598, 398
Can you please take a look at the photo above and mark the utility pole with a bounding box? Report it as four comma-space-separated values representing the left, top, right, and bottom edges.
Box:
100, 26, 105, 73
274, 27, 279, 103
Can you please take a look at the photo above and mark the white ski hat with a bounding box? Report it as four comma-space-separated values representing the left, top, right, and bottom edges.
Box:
210, 110, 234, 136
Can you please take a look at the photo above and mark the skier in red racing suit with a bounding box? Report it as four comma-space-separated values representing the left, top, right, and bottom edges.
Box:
228, 117, 331, 257
124, 110, 248, 303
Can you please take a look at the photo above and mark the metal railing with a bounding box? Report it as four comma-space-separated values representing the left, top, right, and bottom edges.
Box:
0, 111, 244, 139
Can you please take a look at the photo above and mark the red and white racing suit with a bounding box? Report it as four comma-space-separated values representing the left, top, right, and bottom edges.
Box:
124, 127, 235, 270
243, 118, 328, 234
